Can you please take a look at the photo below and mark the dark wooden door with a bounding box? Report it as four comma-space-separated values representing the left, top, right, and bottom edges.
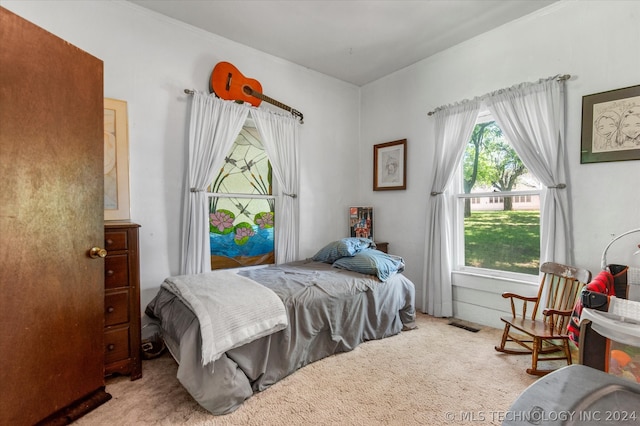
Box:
0, 7, 109, 425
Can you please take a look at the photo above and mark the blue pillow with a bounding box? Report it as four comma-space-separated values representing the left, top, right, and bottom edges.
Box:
332, 249, 405, 281
312, 238, 376, 263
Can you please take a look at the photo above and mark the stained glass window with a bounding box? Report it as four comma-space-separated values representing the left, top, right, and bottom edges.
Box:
208, 123, 275, 269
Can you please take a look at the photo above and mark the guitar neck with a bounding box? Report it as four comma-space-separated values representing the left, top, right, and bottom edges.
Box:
245, 87, 303, 122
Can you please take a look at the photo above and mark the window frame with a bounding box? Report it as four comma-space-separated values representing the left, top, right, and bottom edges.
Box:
452, 111, 542, 281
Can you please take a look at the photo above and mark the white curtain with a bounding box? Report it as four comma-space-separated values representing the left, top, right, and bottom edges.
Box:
251, 108, 301, 263
423, 100, 480, 317
180, 93, 249, 275
483, 76, 571, 264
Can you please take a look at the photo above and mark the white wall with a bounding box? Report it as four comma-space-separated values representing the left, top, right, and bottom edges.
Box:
1, 0, 361, 307
360, 1, 640, 327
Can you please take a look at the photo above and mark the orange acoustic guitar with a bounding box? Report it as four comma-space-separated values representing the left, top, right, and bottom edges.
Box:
210, 61, 304, 122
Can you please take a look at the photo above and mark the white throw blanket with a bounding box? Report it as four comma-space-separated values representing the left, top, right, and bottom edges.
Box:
161, 270, 288, 366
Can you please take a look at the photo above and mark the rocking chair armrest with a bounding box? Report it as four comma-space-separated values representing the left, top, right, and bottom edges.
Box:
542, 308, 572, 317
501, 292, 538, 302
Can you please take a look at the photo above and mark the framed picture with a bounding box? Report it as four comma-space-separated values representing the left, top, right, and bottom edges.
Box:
104, 98, 131, 220
373, 139, 406, 190
349, 207, 373, 240
581, 84, 640, 164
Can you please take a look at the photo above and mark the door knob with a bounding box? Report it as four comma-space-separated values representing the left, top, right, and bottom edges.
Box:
89, 247, 107, 259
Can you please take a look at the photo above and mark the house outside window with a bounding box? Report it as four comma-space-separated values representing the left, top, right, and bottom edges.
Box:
208, 122, 275, 269
454, 112, 541, 276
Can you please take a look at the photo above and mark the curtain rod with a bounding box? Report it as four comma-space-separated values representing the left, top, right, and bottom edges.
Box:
426, 74, 571, 116
183, 89, 304, 123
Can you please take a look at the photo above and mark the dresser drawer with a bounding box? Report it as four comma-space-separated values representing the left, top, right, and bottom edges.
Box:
105, 254, 129, 289
105, 290, 129, 326
104, 326, 130, 365
105, 231, 128, 251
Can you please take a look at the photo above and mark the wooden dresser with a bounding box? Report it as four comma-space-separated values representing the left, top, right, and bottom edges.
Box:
104, 221, 142, 380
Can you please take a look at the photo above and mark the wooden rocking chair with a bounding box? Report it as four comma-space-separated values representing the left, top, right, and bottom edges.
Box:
494, 262, 592, 376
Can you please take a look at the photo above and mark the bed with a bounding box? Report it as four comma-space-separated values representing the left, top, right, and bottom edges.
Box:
145, 239, 417, 415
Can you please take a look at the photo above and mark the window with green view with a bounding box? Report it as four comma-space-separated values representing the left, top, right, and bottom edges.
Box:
457, 117, 541, 275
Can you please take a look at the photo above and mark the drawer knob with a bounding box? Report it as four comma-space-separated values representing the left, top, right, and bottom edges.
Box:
107, 344, 115, 351
106, 270, 114, 276
89, 247, 107, 259
107, 306, 115, 313
106, 238, 114, 246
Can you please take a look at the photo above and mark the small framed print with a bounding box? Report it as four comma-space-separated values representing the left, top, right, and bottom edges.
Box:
373, 139, 406, 190
349, 207, 373, 240
104, 98, 131, 220
581, 85, 640, 164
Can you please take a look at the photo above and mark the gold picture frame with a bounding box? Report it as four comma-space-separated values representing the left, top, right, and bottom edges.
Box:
104, 98, 130, 220
581, 84, 640, 164
373, 139, 406, 190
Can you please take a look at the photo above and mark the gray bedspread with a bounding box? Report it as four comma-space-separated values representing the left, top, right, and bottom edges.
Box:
145, 259, 416, 415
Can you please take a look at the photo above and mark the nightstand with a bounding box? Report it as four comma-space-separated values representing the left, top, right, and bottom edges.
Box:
375, 242, 389, 253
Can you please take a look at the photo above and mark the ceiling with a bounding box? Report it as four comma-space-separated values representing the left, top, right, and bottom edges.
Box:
129, 0, 557, 86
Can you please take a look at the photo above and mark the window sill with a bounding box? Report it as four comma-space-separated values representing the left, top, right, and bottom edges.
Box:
452, 268, 539, 293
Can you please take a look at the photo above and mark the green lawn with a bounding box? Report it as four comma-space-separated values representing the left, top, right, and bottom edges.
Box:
464, 210, 540, 275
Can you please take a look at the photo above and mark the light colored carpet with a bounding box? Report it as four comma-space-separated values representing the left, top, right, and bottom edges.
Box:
76, 314, 565, 425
